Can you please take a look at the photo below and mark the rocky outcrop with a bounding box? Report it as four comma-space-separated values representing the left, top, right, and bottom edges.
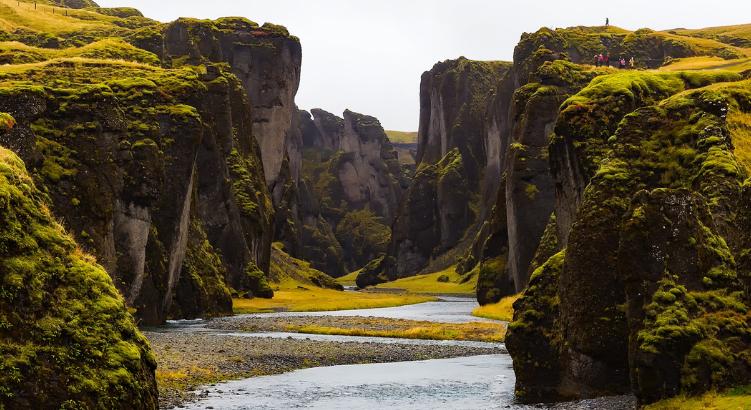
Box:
0, 59, 272, 325
158, 17, 303, 193
507, 71, 751, 404
366, 58, 510, 284
465, 24, 749, 303
0, 144, 157, 409
296, 109, 404, 276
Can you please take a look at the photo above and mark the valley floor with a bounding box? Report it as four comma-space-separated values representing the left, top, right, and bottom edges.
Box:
146, 328, 501, 408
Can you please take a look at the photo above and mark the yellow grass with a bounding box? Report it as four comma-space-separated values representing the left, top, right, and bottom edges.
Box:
335, 269, 360, 286
156, 366, 220, 393
233, 288, 435, 314
373, 265, 476, 295
728, 109, 751, 174
472, 294, 520, 322
0, 0, 121, 34
645, 386, 751, 410
0, 38, 160, 65
385, 130, 418, 144
660, 56, 751, 72
287, 321, 506, 343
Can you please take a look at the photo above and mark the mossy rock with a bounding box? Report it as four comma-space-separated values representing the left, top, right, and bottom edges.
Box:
0, 147, 157, 408
241, 262, 274, 299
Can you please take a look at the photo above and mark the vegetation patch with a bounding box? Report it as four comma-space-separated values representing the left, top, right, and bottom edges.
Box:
233, 290, 434, 314
0, 147, 157, 408
472, 294, 520, 321
645, 385, 751, 410
287, 321, 506, 343
374, 265, 477, 295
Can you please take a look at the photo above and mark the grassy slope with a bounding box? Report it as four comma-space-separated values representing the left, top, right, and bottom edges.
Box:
0, 0, 121, 34
472, 294, 520, 321
0, 38, 160, 65
645, 386, 751, 409
235, 245, 435, 313
373, 265, 477, 295
660, 56, 751, 72
385, 130, 418, 144
336, 269, 360, 286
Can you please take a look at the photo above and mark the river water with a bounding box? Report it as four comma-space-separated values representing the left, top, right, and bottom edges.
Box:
176, 297, 636, 410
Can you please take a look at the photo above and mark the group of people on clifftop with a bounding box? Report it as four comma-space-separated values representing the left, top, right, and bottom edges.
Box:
594, 53, 635, 69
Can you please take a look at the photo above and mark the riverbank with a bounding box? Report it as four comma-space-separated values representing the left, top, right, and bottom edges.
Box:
210, 315, 506, 342
146, 330, 504, 408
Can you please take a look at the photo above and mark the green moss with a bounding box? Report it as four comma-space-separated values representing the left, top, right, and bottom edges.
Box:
227, 148, 273, 231
0, 147, 157, 408
334, 209, 391, 270
505, 250, 565, 401
171, 218, 232, 319
0, 112, 15, 132
242, 261, 274, 299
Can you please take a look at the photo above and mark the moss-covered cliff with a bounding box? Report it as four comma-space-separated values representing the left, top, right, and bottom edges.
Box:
363, 58, 511, 286
507, 70, 751, 404
294, 109, 405, 277
461, 24, 751, 305
0, 3, 289, 324
0, 143, 157, 408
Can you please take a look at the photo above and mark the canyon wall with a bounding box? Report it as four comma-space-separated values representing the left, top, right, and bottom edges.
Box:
358, 58, 511, 286
294, 108, 406, 276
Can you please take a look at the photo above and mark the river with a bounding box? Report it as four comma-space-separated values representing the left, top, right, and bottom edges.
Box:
172, 297, 636, 410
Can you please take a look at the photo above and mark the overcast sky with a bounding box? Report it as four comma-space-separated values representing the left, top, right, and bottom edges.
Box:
97, 0, 751, 131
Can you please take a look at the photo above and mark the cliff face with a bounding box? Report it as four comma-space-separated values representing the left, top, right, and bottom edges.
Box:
295, 109, 404, 276
363, 58, 510, 285
464, 24, 751, 303
0, 57, 272, 325
507, 70, 751, 404
0, 143, 157, 408
0, 12, 307, 324
158, 18, 303, 192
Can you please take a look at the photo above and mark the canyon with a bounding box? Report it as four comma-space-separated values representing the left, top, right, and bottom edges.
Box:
0, 0, 749, 408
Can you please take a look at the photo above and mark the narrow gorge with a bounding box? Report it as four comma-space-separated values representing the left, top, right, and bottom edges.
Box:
0, 1, 749, 409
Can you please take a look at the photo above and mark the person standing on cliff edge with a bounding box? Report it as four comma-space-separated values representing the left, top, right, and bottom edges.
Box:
606, 18, 610, 27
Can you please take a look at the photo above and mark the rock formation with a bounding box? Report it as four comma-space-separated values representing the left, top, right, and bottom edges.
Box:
507, 70, 751, 404
359, 58, 511, 286
0, 49, 273, 325
462, 24, 751, 303
0, 10, 310, 324
0, 143, 157, 408
294, 108, 405, 276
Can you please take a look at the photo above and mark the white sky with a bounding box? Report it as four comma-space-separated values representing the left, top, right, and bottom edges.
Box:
97, 0, 751, 131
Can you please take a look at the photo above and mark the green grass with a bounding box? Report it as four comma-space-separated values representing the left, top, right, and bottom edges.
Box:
645, 386, 751, 409
385, 130, 418, 144
373, 265, 477, 295
0, 0, 124, 34
268, 242, 342, 291
472, 294, 520, 321
0, 38, 160, 65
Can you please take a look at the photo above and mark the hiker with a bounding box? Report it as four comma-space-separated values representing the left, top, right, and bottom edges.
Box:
629, 56, 635, 68
619, 57, 626, 69
606, 18, 610, 27
604, 53, 610, 67
594, 54, 600, 67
